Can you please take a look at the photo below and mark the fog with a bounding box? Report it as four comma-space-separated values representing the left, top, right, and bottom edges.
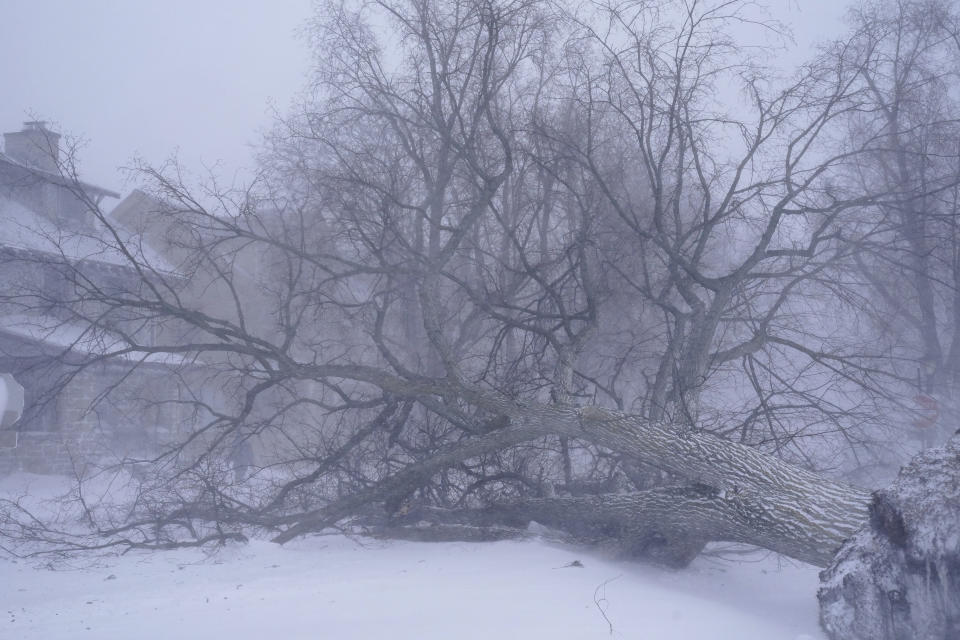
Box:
0, 0, 310, 188
2, 2, 959, 638
1, 0, 844, 191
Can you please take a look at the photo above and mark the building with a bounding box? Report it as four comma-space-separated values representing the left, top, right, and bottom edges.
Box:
0, 122, 193, 475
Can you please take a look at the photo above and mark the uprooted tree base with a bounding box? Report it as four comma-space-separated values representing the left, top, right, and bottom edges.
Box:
818, 435, 960, 640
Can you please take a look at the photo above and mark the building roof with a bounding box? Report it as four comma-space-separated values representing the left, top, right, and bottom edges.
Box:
0, 150, 120, 199
0, 193, 176, 273
0, 314, 190, 366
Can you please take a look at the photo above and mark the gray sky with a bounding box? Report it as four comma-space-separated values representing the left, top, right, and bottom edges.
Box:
0, 0, 311, 192
0, 0, 848, 198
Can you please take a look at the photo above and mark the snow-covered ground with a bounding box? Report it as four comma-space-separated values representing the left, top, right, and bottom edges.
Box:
1, 474, 825, 639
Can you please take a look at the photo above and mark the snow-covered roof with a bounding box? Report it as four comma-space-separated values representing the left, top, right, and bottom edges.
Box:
0, 194, 177, 274
0, 151, 120, 199
0, 314, 188, 366
0, 143, 179, 273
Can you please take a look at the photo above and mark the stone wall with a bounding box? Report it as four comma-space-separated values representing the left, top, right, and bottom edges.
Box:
0, 348, 208, 477
0, 430, 99, 476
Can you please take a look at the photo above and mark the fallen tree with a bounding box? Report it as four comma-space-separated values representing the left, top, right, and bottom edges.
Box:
268, 384, 870, 569
0, 0, 905, 568
6, 2, 960, 638
0, 390, 872, 568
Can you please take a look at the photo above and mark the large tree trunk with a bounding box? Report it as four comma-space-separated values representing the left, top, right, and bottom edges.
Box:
274, 391, 871, 567
384, 487, 858, 568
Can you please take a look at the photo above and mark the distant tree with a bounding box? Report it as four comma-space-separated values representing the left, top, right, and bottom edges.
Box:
838, 0, 960, 447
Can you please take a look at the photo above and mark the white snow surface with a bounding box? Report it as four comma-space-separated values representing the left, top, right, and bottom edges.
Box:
1, 474, 826, 640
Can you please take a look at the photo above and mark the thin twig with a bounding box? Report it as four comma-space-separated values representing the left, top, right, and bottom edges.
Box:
593, 574, 622, 636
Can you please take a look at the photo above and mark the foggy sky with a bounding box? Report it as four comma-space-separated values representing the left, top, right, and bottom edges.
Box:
1, 0, 846, 198
0, 0, 310, 191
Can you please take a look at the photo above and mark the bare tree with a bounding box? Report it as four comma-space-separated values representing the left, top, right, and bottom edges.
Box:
838, 0, 960, 450
3, 0, 954, 582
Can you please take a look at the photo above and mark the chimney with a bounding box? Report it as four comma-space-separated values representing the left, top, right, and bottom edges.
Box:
3, 121, 61, 173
